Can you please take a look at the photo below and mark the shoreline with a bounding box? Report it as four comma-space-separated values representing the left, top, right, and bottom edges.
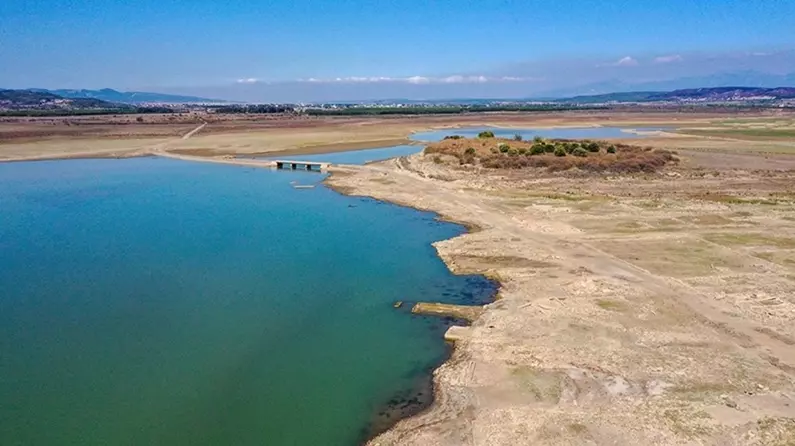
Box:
324, 162, 502, 445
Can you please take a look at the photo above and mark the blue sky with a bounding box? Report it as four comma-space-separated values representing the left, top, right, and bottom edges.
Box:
1, 0, 794, 99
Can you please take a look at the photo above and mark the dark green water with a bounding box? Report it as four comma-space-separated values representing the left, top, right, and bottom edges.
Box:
0, 157, 494, 445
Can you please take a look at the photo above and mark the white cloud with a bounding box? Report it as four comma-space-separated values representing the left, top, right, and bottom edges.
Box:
614, 56, 639, 67
406, 76, 430, 84
653, 54, 683, 64
295, 75, 540, 84
236, 78, 260, 84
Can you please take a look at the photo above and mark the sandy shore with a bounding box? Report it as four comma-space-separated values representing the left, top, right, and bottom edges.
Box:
326, 144, 795, 445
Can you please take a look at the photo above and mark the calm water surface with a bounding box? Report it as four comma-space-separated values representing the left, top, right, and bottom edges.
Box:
0, 157, 495, 445
411, 126, 667, 142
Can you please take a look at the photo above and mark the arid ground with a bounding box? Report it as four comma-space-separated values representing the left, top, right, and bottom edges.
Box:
4, 110, 795, 444
323, 115, 795, 445
3, 110, 795, 162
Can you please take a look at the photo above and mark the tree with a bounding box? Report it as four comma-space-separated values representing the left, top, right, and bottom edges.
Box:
513, 133, 523, 141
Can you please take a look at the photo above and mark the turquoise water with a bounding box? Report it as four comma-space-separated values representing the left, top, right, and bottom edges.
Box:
0, 157, 495, 445
411, 126, 667, 142
264, 144, 422, 165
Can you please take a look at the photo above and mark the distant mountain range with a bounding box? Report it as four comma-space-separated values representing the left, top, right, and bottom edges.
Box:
28, 88, 223, 104
555, 87, 795, 104
543, 71, 795, 98
0, 89, 121, 109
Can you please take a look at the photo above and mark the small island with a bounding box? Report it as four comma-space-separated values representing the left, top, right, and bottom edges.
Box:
424, 131, 678, 173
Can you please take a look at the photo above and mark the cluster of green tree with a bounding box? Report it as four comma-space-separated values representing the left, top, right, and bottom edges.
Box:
490, 138, 616, 158
210, 105, 295, 114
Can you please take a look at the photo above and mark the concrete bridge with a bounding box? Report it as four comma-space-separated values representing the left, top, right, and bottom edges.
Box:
273, 160, 330, 172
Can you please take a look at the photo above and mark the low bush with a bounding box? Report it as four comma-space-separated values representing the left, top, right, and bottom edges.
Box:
572, 147, 588, 157
478, 131, 495, 138
464, 147, 476, 155
583, 141, 600, 152
554, 147, 567, 157
607, 145, 617, 154
530, 144, 546, 155
498, 143, 510, 153
443, 135, 462, 140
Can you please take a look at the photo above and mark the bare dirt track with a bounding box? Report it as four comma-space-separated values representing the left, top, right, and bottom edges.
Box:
327, 144, 795, 445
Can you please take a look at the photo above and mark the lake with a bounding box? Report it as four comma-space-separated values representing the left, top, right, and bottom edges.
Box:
263, 127, 664, 167
410, 126, 667, 142
0, 157, 495, 445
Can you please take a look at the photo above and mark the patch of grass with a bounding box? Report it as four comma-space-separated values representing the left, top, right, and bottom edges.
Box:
369, 177, 396, 185
753, 251, 795, 268
753, 417, 795, 446
679, 215, 734, 226
568, 423, 588, 435
663, 407, 713, 438
704, 233, 795, 249
599, 239, 749, 277
455, 255, 558, 269
681, 128, 795, 139
692, 194, 785, 206
595, 299, 628, 312
510, 367, 564, 402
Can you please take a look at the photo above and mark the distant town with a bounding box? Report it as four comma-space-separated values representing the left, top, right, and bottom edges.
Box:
1, 87, 794, 117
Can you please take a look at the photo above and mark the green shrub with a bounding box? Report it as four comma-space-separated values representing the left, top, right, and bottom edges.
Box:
517, 147, 527, 155
543, 143, 555, 153
513, 133, 523, 141
478, 130, 495, 138
607, 145, 617, 154
572, 147, 588, 157
584, 141, 600, 152
443, 135, 462, 140
498, 143, 510, 153
508, 148, 519, 156
530, 144, 546, 155
533, 135, 544, 143
564, 142, 580, 154
554, 147, 567, 157
464, 147, 476, 155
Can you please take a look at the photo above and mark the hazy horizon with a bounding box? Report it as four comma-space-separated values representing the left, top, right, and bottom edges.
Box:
3, 0, 795, 101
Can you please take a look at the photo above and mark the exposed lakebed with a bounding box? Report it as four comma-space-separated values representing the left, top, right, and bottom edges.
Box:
0, 157, 494, 445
